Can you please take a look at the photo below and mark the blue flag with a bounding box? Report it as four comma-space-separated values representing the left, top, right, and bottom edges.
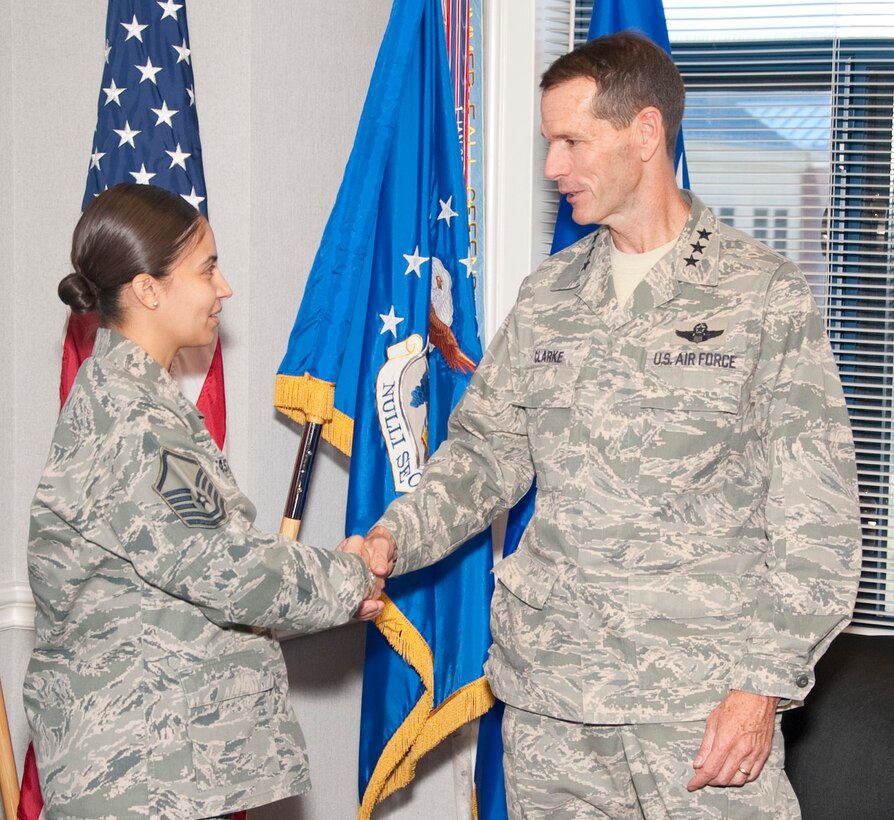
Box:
273, 1, 494, 816
474, 1, 688, 816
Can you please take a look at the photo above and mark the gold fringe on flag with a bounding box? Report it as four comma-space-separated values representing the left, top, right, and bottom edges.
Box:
274, 372, 354, 456
274, 378, 496, 819
358, 595, 496, 819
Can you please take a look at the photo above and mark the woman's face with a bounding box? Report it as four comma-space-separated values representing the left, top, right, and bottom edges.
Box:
156, 219, 232, 352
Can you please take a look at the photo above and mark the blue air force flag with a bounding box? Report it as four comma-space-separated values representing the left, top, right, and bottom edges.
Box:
273, 0, 494, 816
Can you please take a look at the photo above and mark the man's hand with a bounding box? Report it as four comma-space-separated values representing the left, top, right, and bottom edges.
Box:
337, 535, 385, 621
687, 690, 779, 791
364, 525, 398, 578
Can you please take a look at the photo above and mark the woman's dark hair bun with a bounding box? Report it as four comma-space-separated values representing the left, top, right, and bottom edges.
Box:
58, 271, 100, 314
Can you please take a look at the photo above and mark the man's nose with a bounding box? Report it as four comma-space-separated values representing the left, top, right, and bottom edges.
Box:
544, 143, 568, 181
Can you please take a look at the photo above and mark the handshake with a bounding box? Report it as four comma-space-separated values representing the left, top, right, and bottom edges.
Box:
337, 525, 397, 621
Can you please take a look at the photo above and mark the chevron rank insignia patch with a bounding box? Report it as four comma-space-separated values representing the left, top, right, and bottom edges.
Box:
153, 449, 228, 528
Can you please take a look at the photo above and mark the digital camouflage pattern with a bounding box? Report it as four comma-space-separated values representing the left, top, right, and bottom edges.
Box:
25, 329, 369, 819
379, 192, 861, 724
501, 706, 800, 819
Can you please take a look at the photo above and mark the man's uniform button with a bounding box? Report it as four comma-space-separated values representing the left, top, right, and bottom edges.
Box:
795, 674, 810, 688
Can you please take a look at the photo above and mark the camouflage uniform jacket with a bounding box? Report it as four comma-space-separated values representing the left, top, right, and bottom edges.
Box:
378, 192, 861, 724
24, 329, 370, 819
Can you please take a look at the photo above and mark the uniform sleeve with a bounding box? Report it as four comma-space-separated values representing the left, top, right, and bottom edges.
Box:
378, 308, 536, 575
89, 402, 369, 634
731, 261, 862, 701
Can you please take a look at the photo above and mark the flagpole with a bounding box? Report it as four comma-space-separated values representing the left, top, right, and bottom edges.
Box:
0, 680, 20, 820
280, 418, 324, 539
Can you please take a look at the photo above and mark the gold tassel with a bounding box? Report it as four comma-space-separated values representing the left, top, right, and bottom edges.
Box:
274, 373, 354, 456
357, 597, 496, 819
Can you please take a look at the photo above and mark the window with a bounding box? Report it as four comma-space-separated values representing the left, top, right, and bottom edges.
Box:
773, 210, 788, 253
718, 206, 736, 227
753, 208, 769, 242
565, 1, 894, 632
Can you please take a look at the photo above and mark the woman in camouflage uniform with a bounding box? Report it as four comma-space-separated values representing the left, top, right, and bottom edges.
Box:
24, 183, 382, 819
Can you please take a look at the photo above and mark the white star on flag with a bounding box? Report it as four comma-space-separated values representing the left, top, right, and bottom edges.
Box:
172, 39, 191, 65
130, 163, 157, 185
165, 143, 190, 169
121, 14, 148, 42
459, 251, 475, 278
157, 0, 183, 20
186, 86, 196, 106
181, 186, 206, 210
104, 39, 112, 64
379, 305, 405, 337
151, 100, 178, 127
437, 195, 458, 226
113, 121, 141, 148
102, 78, 126, 106
136, 57, 163, 84
403, 245, 430, 277
89, 149, 106, 170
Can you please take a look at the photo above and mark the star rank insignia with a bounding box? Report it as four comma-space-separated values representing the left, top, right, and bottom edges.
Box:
154, 449, 228, 528
683, 228, 713, 268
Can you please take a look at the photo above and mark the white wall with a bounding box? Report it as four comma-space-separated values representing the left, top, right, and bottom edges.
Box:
0, 2, 465, 817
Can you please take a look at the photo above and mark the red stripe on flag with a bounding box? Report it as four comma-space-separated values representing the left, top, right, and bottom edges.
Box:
60, 312, 98, 406
17, 742, 43, 820
195, 336, 227, 449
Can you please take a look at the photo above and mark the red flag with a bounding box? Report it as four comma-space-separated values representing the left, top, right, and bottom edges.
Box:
59, 313, 98, 406
194, 336, 227, 449
16, 743, 42, 820
58, 317, 227, 449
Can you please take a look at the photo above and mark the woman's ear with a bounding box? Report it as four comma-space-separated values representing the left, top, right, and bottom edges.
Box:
129, 273, 160, 310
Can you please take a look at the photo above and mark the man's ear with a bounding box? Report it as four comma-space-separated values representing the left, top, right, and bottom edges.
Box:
637, 107, 664, 162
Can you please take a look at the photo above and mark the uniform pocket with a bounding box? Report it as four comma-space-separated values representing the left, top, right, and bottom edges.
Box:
635, 361, 746, 497
493, 549, 559, 608
511, 366, 578, 490
628, 573, 746, 691
180, 650, 277, 791
490, 550, 560, 672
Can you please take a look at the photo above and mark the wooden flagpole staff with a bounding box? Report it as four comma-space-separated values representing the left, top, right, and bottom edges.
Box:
0, 680, 20, 820
280, 418, 324, 539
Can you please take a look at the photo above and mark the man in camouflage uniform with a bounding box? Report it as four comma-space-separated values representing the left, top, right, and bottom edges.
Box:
25, 327, 377, 819
365, 32, 861, 818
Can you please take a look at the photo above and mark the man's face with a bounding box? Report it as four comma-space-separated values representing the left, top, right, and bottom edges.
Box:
541, 76, 641, 228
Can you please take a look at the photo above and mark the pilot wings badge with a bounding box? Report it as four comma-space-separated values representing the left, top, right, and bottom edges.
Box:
675, 321, 725, 344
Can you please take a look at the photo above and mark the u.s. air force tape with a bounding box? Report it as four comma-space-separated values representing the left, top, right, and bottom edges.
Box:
153, 448, 228, 528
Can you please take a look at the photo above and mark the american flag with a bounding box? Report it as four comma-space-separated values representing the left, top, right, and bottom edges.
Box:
86, 0, 208, 213
63, 0, 226, 446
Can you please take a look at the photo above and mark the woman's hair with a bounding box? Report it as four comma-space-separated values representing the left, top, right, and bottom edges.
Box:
58, 183, 204, 325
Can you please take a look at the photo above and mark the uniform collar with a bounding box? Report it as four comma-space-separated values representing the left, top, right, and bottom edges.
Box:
549, 191, 721, 329
93, 327, 198, 417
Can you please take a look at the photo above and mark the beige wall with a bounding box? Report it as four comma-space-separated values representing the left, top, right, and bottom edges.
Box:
0, 2, 463, 817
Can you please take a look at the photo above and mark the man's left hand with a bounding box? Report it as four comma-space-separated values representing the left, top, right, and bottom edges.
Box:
687, 689, 779, 791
